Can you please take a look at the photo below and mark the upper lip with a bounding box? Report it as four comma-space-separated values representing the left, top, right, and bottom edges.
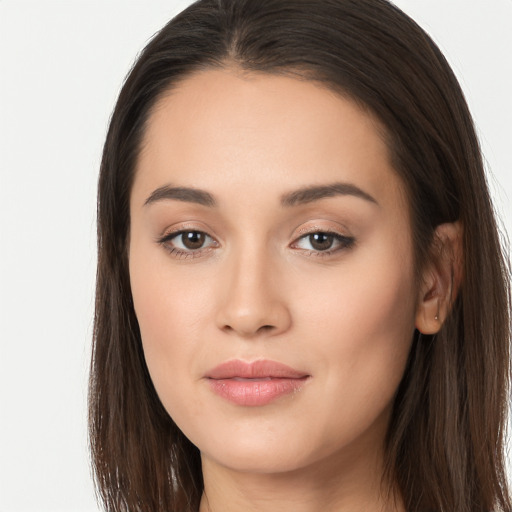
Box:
206, 359, 309, 380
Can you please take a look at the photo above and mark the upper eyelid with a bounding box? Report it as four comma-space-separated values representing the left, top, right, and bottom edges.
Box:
158, 224, 216, 239
293, 218, 351, 232
292, 224, 351, 239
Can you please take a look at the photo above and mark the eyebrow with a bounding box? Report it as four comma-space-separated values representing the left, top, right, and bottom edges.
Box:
144, 185, 216, 207
281, 182, 378, 207
143, 181, 377, 208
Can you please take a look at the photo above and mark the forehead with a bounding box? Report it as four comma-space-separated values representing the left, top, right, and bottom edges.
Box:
133, 68, 407, 213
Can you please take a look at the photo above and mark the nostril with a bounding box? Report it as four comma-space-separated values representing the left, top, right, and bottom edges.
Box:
221, 323, 276, 337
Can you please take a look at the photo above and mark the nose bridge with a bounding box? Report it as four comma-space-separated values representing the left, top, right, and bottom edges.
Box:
216, 237, 291, 337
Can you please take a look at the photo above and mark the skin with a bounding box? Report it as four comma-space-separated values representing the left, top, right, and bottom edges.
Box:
128, 68, 447, 512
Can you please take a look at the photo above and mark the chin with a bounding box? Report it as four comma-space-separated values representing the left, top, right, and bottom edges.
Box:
201, 442, 316, 474
190, 420, 348, 476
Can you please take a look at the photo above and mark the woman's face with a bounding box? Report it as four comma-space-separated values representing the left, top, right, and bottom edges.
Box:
129, 69, 419, 475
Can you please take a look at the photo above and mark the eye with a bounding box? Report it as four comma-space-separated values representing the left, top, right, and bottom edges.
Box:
173, 231, 209, 250
293, 231, 355, 254
158, 229, 218, 257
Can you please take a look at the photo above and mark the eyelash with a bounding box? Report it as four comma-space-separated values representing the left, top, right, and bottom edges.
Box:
291, 230, 355, 256
157, 229, 218, 259
157, 229, 355, 259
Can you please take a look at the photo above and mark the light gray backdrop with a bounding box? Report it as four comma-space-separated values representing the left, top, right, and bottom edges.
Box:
1, 2, 510, 511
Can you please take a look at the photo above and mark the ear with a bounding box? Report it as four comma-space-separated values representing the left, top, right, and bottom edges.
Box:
415, 222, 463, 335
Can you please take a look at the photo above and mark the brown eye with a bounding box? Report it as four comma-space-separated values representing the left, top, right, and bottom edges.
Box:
309, 233, 334, 251
293, 231, 355, 254
180, 231, 206, 250
159, 230, 217, 255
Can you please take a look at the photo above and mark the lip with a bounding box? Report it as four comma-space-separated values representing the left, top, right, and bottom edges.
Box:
205, 359, 310, 406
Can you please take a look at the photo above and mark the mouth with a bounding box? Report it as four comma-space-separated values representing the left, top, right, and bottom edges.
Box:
205, 359, 310, 406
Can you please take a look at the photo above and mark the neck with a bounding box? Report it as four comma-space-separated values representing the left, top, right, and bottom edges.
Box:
198, 445, 403, 512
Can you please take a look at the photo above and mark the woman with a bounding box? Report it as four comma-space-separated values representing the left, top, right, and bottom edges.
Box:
89, 1, 511, 511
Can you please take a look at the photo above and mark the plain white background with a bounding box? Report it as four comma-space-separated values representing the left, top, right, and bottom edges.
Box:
0, 2, 510, 511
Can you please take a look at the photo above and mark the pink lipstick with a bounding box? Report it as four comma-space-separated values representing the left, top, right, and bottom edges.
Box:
205, 359, 310, 406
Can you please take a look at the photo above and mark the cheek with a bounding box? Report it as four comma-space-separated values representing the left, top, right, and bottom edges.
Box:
292, 245, 417, 427
130, 282, 208, 430
339, 268, 415, 392
128, 241, 210, 404
132, 272, 207, 346
296, 239, 416, 342
344, 263, 415, 345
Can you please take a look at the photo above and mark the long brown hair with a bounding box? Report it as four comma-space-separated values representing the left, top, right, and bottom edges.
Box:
89, 1, 511, 511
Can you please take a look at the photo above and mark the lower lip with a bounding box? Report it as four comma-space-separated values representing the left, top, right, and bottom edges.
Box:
208, 377, 309, 406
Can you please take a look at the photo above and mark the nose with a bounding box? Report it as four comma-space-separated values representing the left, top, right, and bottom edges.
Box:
215, 247, 292, 338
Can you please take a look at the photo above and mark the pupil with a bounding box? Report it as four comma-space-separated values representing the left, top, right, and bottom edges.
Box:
182, 231, 205, 250
310, 233, 333, 251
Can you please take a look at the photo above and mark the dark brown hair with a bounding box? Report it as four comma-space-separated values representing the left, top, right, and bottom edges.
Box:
89, 1, 511, 511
